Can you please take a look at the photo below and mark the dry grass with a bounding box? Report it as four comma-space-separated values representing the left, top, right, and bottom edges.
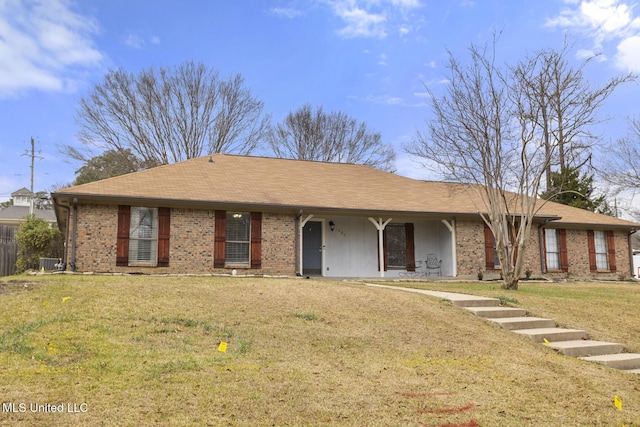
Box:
0, 275, 638, 426
384, 279, 640, 354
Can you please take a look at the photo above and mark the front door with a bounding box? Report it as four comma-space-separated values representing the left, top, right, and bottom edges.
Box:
303, 221, 323, 275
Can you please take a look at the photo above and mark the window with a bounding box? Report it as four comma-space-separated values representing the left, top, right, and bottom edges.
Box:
594, 230, 609, 270
543, 228, 568, 272
379, 223, 415, 272
117, 206, 170, 267
214, 210, 261, 269
129, 207, 158, 264
225, 212, 250, 264
385, 225, 406, 269
545, 229, 560, 270
587, 230, 616, 273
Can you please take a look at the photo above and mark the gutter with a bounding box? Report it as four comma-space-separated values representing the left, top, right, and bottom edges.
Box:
52, 192, 568, 223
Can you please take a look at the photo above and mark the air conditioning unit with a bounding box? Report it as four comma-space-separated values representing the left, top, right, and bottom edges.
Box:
39, 258, 60, 271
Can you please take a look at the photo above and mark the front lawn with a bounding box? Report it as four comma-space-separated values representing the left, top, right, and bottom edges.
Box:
0, 275, 638, 426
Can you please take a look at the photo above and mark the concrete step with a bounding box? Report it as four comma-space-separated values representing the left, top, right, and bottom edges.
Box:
625, 368, 640, 374
547, 340, 624, 357
489, 317, 556, 331
445, 295, 501, 308
512, 327, 588, 343
580, 353, 640, 370
465, 306, 527, 318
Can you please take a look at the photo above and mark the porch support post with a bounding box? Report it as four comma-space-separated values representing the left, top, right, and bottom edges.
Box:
298, 214, 314, 275
368, 217, 392, 277
441, 219, 457, 277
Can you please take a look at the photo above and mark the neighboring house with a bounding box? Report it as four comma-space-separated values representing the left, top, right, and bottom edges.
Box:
0, 188, 57, 227
52, 154, 640, 279
0, 188, 57, 277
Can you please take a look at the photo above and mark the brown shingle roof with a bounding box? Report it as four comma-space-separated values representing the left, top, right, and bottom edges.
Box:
53, 154, 639, 229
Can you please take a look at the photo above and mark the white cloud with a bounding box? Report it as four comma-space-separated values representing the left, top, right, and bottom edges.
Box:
124, 33, 145, 49
270, 7, 303, 18
124, 32, 160, 49
334, 4, 387, 38
391, 0, 421, 8
546, 1, 640, 71
0, 0, 103, 98
327, 0, 421, 39
616, 35, 640, 71
548, 0, 640, 42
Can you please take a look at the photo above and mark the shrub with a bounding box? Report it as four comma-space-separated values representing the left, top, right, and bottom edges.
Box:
15, 216, 63, 273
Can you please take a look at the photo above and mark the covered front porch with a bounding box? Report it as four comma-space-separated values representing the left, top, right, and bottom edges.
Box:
298, 214, 457, 278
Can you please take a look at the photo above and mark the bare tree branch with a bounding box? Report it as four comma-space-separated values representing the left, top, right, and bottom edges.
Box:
602, 116, 640, 197
268, 104, 396, 171
406, 37, 633, 290
66, 61, 268, 166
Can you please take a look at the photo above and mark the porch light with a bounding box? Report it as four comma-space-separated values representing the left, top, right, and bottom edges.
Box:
329, 221, 335, 231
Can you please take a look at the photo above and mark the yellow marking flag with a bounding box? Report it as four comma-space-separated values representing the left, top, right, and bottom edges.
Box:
543, 338, 551, 345
218, 342, 228, 353
614, 395, 622, 410
62, 297, 71, 302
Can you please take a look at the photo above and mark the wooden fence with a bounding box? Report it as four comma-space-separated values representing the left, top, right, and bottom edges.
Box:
0, 226, 18, 277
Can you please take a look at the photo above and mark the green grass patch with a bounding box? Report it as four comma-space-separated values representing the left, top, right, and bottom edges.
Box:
292, 312, 320, 321
496, 295, 519, 306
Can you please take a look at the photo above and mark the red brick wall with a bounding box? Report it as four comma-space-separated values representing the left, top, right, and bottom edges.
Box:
70, 204, 296, 275
455, 219, 630, 279
67, 204, 630, 278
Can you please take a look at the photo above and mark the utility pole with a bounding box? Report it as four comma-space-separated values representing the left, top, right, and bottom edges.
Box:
30, 137, 34, 215
21, 137, 44, 215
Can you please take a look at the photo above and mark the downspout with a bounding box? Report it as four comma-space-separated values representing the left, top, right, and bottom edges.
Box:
628, 229, 638, 279
56, 204, 70, 271
295, 212, 300, 276
71, 198, 78, 272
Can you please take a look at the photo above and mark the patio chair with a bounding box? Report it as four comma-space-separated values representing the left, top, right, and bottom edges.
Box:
424, 253, 442, 276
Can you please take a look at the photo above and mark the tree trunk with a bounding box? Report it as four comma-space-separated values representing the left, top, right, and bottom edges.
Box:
501, 272, 519, 290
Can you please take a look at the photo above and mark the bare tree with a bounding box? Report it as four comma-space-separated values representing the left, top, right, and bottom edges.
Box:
602, 116, 640, 201
69, 61, 269, 166
407, 40, 631, 290
268, 104, 396, 172
513, 41, 634, 189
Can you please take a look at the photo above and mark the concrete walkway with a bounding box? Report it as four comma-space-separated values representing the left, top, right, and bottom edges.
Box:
365, 283, 640, 374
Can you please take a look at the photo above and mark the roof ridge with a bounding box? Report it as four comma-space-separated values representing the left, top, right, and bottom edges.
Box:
211, 153, 367, 167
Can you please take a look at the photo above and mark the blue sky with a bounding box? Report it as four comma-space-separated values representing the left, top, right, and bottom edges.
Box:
1, 0, 640, 204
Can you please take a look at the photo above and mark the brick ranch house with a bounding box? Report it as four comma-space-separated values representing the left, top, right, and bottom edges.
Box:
52, 154, 640, 279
